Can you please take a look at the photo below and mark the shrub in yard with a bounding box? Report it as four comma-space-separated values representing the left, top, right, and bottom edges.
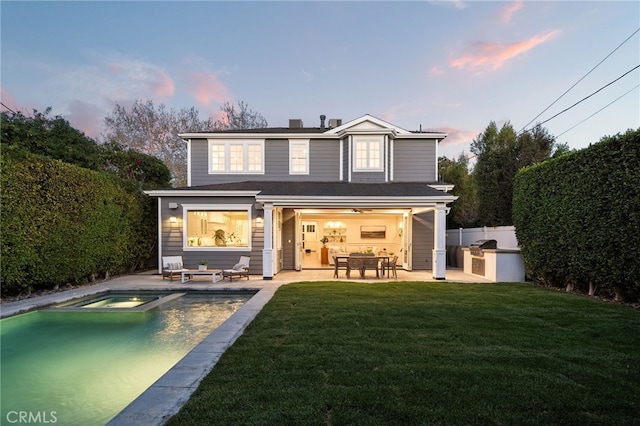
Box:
0, 146, 156, 296
513, 128, 640, 302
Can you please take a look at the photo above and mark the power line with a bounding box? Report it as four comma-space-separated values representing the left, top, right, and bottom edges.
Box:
535, 64, 639, 128
556, 84, 640, 138
519, 27, 640, 134
0, 101, 17, 114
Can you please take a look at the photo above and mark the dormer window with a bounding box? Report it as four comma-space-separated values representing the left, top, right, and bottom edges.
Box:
353, 136, 383, 171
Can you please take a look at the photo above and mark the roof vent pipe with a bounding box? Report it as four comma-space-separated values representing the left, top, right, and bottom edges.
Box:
320, 115, 326, 128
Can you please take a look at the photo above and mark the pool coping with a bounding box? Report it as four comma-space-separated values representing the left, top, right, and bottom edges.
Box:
105, 282, 282, 426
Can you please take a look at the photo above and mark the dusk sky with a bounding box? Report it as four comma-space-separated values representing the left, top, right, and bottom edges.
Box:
2, 1, 638, 159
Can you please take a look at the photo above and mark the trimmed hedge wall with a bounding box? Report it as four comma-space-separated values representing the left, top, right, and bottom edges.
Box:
513, 129, 640, 302
1, 147, 156, 296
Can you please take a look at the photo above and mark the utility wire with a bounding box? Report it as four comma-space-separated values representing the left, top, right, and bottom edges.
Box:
556, 84, 640, 138
534, 64, 639, 128
0, 101, 17, 114
519, 27, 640, 134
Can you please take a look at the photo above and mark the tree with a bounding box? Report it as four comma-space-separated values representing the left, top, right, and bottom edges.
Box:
99, 141, 171, 190
101, 100, 268, 186
1, 108, 102, 170
438, 153, 478, 228
101, 100, 215, 187
1, 108, 171, 190
214, 100, 268, 130
470, 121, 559, 227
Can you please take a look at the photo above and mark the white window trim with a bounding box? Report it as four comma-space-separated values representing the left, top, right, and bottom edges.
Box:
289, 139, 310, 175
208, 139, 265, 174
352, 135, 384, 172
181, 203, 253, 251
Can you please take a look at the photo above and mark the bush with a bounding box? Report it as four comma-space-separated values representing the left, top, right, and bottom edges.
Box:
513, 129, 640, 302
0, 146, 156, 296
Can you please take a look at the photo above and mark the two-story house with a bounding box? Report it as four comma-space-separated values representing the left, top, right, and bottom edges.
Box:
146, 114, 457, 280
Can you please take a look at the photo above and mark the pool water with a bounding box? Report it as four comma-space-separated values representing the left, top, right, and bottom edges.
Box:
1, 292, 252, 426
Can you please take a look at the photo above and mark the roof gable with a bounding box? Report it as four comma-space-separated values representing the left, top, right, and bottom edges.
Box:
324, 114, 411, 136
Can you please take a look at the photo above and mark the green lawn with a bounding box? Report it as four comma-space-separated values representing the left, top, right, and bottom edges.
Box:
167, 282, 640, 425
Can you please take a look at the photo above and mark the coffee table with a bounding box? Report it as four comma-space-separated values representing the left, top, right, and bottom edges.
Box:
181, 269, 223, 283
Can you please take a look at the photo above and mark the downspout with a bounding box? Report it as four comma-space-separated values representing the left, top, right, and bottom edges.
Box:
390, 138, 394, 182
339, 139, 344, 181
157, 197, 163, 274
434, 138, 439, 182
385, 135, 389, 182
262, 203, 274, 280
186, 138, 192, 187
347, 135, 352, 182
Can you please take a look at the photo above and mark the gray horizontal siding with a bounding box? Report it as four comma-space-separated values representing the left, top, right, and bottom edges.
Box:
190, 138, 341, 186
159, 195, 262, 274
393, 140, 437, 182
350, 171, 386, 183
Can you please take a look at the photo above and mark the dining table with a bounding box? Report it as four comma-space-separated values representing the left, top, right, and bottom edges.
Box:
333, 255, 390, 279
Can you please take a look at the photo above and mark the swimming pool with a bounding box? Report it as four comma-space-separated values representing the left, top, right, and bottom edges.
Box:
1, 291, 254, 425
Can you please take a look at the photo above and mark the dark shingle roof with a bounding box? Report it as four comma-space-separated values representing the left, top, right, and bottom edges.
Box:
176, 181, 448, 197
199, 127, 328, 134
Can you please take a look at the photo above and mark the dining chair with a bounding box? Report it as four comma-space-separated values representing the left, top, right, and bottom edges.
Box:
380, 255, 398, 278
347, 257, 364, 278
333, 256, 349, 278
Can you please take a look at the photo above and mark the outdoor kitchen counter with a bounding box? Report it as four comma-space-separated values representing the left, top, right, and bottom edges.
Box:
462, 248, 525, 282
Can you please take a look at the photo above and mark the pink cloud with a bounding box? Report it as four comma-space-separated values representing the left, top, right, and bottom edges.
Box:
151, 71, 175, 99
430, 66, 445, 76
499, 1, 524, 24
450, 29, 561, 74
185, 71, 231, 106
103, 59, 175, 102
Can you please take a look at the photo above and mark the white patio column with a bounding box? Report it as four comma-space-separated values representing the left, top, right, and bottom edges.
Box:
432, 204, 447, 280
262, 203, 274, 280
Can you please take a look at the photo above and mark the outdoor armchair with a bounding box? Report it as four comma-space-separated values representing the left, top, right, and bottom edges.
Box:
222, 256, 251, 281
162, 256, 188, 281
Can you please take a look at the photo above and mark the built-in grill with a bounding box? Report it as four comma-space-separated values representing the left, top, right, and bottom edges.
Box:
468, 239, 497, 276
468, 239, 497, 257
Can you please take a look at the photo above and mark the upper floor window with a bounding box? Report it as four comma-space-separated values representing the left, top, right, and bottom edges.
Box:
208, 140, 264, 174
353, 136, 383, 171
289, 139, 309, 174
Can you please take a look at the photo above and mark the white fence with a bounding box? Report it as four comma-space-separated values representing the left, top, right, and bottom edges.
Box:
445, 226, 519, 249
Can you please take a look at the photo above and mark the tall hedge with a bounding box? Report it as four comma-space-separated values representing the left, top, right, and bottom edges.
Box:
513, 129, 640, 302
1, 147, 156, 296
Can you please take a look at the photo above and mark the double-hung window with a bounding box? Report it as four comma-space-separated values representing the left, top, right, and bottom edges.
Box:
289, 139, 309, 174
208, 140, 264, 174
353, 136, 383, 171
